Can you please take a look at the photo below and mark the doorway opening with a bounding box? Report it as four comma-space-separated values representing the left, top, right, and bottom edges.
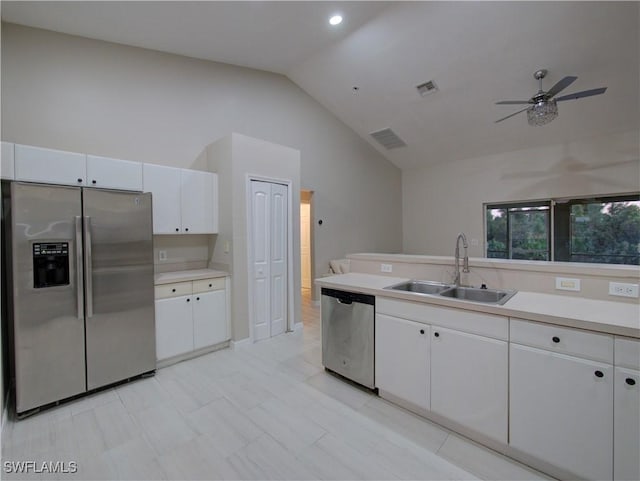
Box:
300, 190, 314, 304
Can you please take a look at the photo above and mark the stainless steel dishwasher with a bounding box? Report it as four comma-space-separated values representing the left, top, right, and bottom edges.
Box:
321, 288, 375, 389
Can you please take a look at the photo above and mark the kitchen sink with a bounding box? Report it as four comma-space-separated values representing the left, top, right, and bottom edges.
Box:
385, 280, 517, 305
385, 280, 453, 295
438, 286, 517, 305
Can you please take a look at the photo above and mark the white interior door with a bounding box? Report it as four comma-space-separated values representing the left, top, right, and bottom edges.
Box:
269, 183, 287, 337
251, 180, 288, 341
300, 202, 311, 289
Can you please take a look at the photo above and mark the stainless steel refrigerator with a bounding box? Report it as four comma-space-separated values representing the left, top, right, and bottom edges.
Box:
4, 182, 155, 416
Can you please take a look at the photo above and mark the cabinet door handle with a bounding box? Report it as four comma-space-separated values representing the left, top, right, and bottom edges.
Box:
175, 228, 179, 232
196, 297, 200, 301
186, 298, 190, 302
77, 178, 83, 183
419, 329, 424, 335
92, 180, 97, 185
626, 378, 636, 386
185, 228, 189, 232
209, 283, 212, 288
552, 336, 560, 343
594, 370, 604, 378
434, 332, 440, 338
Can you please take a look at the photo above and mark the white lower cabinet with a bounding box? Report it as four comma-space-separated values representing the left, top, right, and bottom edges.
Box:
375, 313, 429, 411
510, 343, 613, 480
155, 277, 229, 363
375, 298, 634, 481
155, 295, 194, 360
431, 326, 507, 443
614, 337, 640, 481
375, 298, 508, 442
193, 289, 227, 350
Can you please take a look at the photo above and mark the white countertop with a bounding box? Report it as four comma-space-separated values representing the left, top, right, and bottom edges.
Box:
154, 268, 229, 285
316, 273, 640, 339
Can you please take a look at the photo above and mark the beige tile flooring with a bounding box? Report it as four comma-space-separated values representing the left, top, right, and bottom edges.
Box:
1, 289, 551, 480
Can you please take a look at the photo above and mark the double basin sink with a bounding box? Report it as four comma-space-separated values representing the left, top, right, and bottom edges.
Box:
385, 280, 517, 305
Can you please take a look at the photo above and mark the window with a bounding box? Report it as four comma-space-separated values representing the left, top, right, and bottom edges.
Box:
486, 202, 550, 261
485, 194, 640, 265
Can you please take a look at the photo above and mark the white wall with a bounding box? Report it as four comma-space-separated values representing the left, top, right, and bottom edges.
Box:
206, 133, 301, 341
403, 130, 640, 256
1, 23, 403, 284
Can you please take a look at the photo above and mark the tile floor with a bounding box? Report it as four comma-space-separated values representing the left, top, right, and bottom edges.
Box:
1, 290, 552, 480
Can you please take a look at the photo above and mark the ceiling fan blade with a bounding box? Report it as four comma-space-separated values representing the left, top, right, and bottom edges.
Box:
495, 107, 529, 123
555, 87, 607, 102
495, 100, 532, 105
546, 76, 578, 98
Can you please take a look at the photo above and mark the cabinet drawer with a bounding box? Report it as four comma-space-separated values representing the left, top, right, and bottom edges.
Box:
193, 277, 225, 293
615, 337, 640, 369
155, 282, 192, 299
510, 318, 613, 363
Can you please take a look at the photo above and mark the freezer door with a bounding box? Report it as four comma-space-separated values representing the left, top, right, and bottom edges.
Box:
83, 189, 155, 390
10, 183, 86, 413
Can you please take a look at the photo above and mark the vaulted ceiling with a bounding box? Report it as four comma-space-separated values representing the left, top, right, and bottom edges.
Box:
2, 1, 638, 169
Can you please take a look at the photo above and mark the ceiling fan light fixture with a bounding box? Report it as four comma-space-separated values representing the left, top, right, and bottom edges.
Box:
527, 99, 558, 126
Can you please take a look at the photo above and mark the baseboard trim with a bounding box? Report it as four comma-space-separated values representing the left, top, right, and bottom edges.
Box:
230, 337, 252, 350
156, 341, 230, 369
293, 322, 304, 332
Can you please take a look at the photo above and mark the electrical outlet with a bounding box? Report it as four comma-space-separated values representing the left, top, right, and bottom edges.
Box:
380, 263, 393, 273
555, 277, 581, 291
158, 250, 167, 261
609, 282, 639, 298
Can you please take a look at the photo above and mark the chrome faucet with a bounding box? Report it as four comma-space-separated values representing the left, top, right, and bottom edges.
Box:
454, 232, 470, 286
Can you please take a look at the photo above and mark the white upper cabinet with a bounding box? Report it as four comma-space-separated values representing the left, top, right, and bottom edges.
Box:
143, 163, 182, 234
86, 155, 143, 191
143, 163, 218, 235
13, 144, 142, 191
1, 142, 15, 179
15, 144, 86, 186
180, 168, 217, 234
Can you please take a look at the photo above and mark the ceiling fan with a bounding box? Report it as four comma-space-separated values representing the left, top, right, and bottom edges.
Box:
495, 69, 607, 126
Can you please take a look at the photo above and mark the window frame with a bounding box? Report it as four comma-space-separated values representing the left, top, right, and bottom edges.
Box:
485, 200, 552, 260
484, 193, 640, 265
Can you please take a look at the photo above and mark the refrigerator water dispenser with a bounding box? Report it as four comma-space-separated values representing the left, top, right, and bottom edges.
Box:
32, 242, 70, 288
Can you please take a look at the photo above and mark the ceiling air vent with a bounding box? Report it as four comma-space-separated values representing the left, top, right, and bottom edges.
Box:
416, 80, 438, 97
369, 128, 407, 150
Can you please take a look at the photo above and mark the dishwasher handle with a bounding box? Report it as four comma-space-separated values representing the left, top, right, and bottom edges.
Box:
321, 288, 375, 306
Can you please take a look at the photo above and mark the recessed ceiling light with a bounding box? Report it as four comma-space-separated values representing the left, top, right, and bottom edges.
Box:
329, 15, 343, 26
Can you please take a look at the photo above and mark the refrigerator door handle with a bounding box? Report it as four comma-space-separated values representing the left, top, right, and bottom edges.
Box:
75, 216, 84, 320
84, 216, 93, 318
